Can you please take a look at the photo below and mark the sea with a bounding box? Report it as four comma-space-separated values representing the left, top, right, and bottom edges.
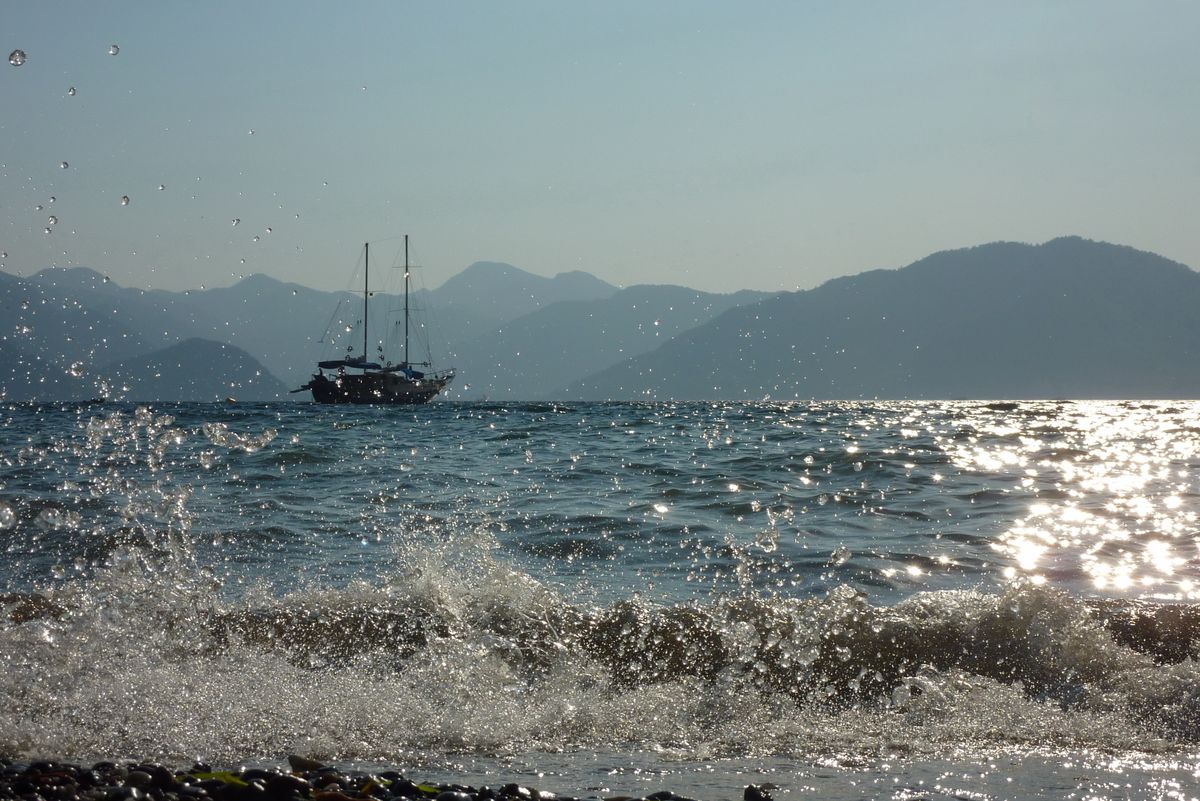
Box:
1, 399, 1199, 800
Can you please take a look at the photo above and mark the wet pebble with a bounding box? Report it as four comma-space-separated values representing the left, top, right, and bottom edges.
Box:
122, 772, 151, 789
743, 786, 774, 801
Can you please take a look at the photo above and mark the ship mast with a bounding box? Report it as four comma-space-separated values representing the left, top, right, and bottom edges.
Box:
404, 234, 410, 366
363, 242, 369, 365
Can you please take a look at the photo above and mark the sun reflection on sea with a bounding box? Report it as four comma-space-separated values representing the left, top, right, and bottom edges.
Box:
945, 401, 1200, 600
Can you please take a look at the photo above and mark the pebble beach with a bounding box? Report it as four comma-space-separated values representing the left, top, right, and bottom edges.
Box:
0, 759, 776, 801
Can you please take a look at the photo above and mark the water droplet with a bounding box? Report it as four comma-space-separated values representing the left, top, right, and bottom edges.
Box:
252, 235, 260, 242
36, 507, 68, 530
231, 218, 240, 226
755, 528, 779, 553
247, 129, 255, 135
67, 361, 85, 378
120, 195, 130, 206
0, 502, 14, 530
67, 86, 76, 96
830, 545, 851, 566
265, 227, 272, 234
47, 215, 58, 226
109, 44, 120, 56
48, 196, 55, 203
1, 252, 7, 260
291, 289, 297, 295
60, 161, 69, 169
102, 276, 110, 283
43, 227, 51, 235
9, 49, 26, 67
158, 184, 165, 191
20, 299, 30, 310
36, 204, 44, 211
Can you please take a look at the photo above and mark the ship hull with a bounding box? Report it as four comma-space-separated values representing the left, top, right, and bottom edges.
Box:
307, 372, 449, 404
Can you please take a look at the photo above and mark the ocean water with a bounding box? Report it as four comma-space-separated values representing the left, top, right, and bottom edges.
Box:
1, 400, 1199, 800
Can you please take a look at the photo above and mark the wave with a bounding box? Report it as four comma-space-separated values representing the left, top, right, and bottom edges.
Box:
4, 551, 1199, 764
4, 401, 1200, 766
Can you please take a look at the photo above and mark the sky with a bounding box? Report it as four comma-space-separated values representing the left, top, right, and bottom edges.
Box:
2, 1, 1199, 294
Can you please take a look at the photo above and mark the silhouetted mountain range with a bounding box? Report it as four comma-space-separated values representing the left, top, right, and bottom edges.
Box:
105, 338, 288, 402
436, 261, 616, 319
2, 236, 1197, 401
448, 284, 772, 399
565, 237, 1200, 400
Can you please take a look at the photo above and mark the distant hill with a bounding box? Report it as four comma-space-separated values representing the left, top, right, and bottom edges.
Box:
0, 269, 149, 400
152, 273, 343, 389
103, 338, 288, 402
0, 339, 97, 401
25, 266, 117, 294
564, 237, 1200, 400
435, 261, 618, 319
8, 236, 1199, 402
0, 258, 628, 400
20, 261, 619, 392
451, 284, 773, 399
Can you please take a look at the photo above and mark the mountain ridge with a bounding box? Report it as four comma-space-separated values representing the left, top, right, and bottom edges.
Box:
562, 237, 1200, 400
104, 338, 288, 402
448, 283, 775, 399
5, 236, 1200, 401
434, 260, 618, 319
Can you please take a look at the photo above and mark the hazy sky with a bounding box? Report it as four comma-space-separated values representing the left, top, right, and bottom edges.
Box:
3, 1, 1198, 294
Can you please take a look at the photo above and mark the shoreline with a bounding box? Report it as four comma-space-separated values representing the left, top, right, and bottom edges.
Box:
0, 758, 773, 801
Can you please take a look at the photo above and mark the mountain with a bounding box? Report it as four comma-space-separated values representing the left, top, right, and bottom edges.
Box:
25, 269, 342, 385
0, 339, 97, 402
4, 268, 151, 365
1, 259, 628, 401
564, 237, 1200, 400
10, 236, 1197, 402
103, 338, 288, 402
152, 274, 346, 388
1, 269, 150, 400
24, 266, 116, 294
241, 261, 619, 388
3, 269, 297, 401
451, 284, 773, 399
435, 261, 618, 320
22, 263, 618, 391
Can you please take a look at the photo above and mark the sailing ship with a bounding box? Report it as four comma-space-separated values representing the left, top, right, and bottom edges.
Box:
295, 236, 455, 404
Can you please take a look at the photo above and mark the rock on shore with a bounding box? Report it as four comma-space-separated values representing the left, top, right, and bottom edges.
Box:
0, 758, 776, 801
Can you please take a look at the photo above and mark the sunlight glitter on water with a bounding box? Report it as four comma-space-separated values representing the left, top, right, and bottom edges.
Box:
949, 402, 1200, 600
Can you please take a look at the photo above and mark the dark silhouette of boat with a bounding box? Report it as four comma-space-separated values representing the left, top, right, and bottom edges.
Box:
294, 237, 454, 404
